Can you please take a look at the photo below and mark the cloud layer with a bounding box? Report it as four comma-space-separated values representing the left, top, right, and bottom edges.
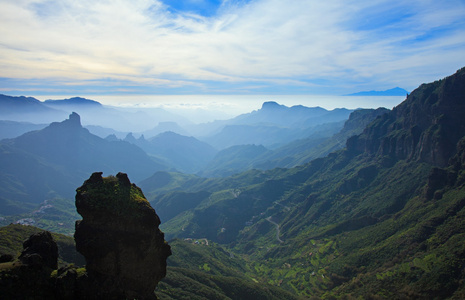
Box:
1, 0, 464, 95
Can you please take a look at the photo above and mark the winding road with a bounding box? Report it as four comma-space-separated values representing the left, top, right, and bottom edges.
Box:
266, 216, 284, 243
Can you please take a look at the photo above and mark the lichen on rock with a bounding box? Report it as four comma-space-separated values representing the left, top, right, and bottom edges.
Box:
74, 172, 171, 300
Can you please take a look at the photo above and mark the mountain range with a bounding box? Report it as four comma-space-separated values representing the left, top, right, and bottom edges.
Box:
0, 112, 166, 214
143, 67, 465, 298
0, 96, 365, 215
347, 87, 409, 96
1, 68, 464, 298
0, 94, 188, 132
201, 102, 353, 149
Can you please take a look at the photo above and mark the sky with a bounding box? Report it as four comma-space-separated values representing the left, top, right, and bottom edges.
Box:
0, 0, 465, 106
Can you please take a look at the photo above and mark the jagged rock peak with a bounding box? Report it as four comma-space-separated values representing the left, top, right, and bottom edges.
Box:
68, 112, 80, 124
75, 172, 171, 299
50, 112, 82, 129
124, 132, 137, 142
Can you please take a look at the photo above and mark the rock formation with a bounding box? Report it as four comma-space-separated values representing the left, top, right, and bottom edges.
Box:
74, 172, 171, 299
0, 172, 170, 300
19, 231, 58, 270
0, 231, 59, 299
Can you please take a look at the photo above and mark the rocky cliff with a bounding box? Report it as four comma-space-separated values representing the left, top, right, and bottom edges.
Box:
348, 67, 465, 167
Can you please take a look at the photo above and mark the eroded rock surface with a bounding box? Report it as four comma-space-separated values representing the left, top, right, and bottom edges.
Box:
19, 231, 58, 270
74, 172, 171, 299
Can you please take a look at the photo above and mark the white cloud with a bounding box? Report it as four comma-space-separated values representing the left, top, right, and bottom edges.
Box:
0, 0, 464, 93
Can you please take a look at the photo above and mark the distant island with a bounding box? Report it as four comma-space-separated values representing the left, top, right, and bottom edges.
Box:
347, 87, 408, 96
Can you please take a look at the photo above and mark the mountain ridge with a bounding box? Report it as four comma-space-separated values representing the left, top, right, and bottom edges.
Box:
0, 112, 167, 212
150, 67, 465, 298
348, 67, 465, 167
347, 87, 409, 96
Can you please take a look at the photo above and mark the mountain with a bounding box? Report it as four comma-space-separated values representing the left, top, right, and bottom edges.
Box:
0, 94, 67, 123
2, 68, 464, 298
234, 101, 329, 126
348, 87, 409, 96
0, 120, 47, 140
1, 95, 191, 133
142, 121, 190, 138
348, 73, 465, 167
148, 67, 465, 298
0, 112, 167, 214
199, 108, 389, 176
0, 94, 56, 115
253, 108, 390, 169
44, 97, 102, 108
42, 97, 158, 132
124, 131, 218, 174
200, 102, 353, 150
204, 124, 301, 150
199, 145, 270, 177
84, 125, 129, 139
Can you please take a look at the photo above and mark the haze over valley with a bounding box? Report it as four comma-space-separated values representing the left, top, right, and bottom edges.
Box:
1, 0, 465, 299
2, 68, 465, 298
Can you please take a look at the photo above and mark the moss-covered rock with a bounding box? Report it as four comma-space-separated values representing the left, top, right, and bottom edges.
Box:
75, 172, 171, 300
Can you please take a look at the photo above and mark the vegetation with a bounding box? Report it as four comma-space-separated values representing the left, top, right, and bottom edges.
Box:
157, 239, 301, 300
0, 197, 79, 235
76, 174, 153, 219
2, 68, 465, 298
0, 224, 84, 267
151, 68, 465, 298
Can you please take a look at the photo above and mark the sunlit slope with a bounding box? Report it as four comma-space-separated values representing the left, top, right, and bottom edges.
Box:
150, 67, 465, 298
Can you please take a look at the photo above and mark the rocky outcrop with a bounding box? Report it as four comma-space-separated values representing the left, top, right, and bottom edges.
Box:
0, 231, 59, 299
19, 231, 58, 270
348, 67, 465, 167
0, 172, 170, 300
74, 172, 171, 299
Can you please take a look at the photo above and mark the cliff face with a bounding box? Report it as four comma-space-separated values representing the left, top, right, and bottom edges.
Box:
348, 67, 465, 167
75, 172, 171, 300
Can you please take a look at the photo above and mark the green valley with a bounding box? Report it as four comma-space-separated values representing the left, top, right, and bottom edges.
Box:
1, 68, 465, 298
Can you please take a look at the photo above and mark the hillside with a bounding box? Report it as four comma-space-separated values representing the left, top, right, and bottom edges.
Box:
0, 112, 167, 214
0, 224, 298, 299
1, 68, 464, 298
252, 108, 390, 170
0, 224, 84, 267
199, 144, 270, 177
157, 239, 300, 300
0, 94, 67, 123
195, 108, 388, 177
152, 67, 465, 298
201, 102, 352, 149
0, 120, 47, 140
125, 131, 218, 174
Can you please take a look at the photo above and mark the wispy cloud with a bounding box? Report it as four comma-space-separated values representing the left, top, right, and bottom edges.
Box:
0, 0, 464, 95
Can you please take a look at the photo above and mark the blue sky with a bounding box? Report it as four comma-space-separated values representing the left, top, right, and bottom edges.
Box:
0, 0, 464, 100
162, 0, 225, 17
